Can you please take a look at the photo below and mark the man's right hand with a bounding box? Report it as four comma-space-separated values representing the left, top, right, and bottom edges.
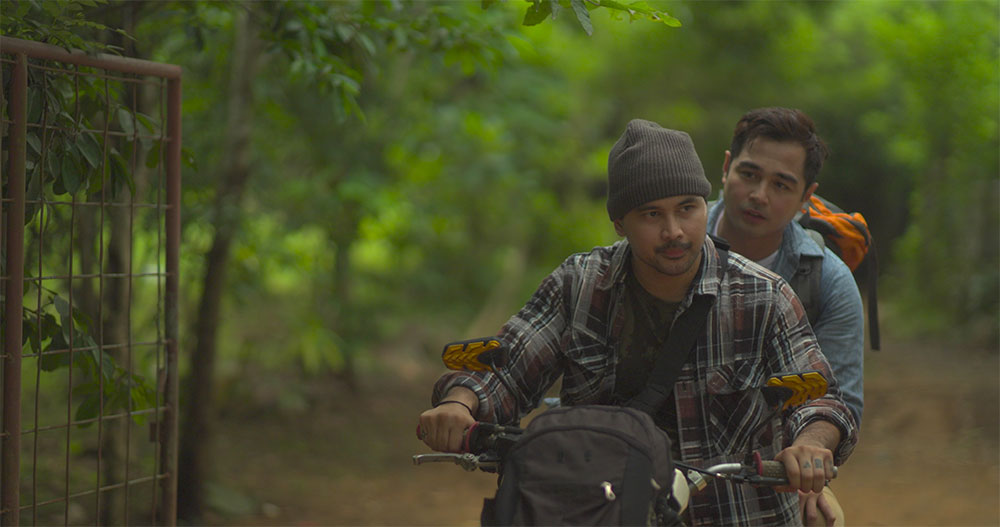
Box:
417, 387, 478, 453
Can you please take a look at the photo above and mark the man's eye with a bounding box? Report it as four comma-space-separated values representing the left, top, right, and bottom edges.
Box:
740, 171, 757, 179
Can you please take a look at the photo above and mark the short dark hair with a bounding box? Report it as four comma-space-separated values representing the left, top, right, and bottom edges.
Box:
728, 107, 829, 190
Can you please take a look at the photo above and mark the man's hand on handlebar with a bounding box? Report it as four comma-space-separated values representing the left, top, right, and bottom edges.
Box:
774, 420, 840, 494
417, 387, 479, 453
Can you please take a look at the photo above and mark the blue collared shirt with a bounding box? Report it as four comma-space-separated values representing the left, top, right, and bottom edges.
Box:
708, 199, 865, 426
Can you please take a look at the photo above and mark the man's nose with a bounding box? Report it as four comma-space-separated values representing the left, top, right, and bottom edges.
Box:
661, 217, 683, 240
748, 182, 767, 204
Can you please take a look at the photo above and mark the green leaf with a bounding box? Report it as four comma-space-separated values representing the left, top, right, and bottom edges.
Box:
117, 107, 135, 137
43, 312, 63, 344
72, 306, 93, 334
109, 149, 135, 197
99, 352, 116, 383
357, 34, 376, 57
571, 0, 593, 35
182, 146, 198, 171
27, 88, 42, 123
76, 133, 101, 168
74, 392, 100, 424
53, 294, 71, 322
40, 352, 70, 372
22, 315, 40, 355
87, 164, 105, 194
46, 153, 60, 186
48, 326, 68, 350
26, 133, 41, 154
549, 0, 562, 20
146, 140, 162, 169
24, 165, 41, 223
41, 1, 65, 18
660, 14, 681, 27
62, 152, 82, 195
135, 112, 158, 133
482, 0, 498, 9
84, 349, 115, 384
523, 0, 553, 26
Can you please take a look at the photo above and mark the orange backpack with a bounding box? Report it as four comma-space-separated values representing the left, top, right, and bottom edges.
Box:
797, 195, 879, 350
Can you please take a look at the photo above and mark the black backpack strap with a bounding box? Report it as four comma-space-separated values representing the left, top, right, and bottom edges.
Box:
864, 242, 880, 351
490, 463, 519, 526
620, 446, 655, 526
790, 247, 881, 351
626, 239, 726, 416
788, 254, 823, 327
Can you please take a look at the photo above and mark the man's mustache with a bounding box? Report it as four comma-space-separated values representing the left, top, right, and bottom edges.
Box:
655, 240, 692, 253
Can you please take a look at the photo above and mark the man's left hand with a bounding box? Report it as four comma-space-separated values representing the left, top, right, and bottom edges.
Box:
775, 442, 835, 494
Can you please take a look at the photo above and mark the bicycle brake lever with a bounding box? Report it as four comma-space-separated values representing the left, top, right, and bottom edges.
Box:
412, 453, 481, 471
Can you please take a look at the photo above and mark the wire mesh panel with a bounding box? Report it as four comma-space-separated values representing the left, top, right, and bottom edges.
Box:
1, 37, 181, 526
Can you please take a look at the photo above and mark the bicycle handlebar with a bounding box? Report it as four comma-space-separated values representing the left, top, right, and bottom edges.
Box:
413, 422, 525, 473
415, 422, 838, 489
678, 452, 837, 492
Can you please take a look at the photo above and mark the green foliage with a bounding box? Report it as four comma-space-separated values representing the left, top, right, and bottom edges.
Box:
9, 0, 997, 408
510, 0, 680, 35
192, 0, 996, 384
0, 0, 130, 53
22, 286, 158, 426
2, 0, 170, 428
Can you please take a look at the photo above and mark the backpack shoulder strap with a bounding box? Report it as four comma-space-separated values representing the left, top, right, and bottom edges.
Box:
805, 228, 826, 253
791, 238, 881, 351
627, 237, 727, 416
788, 254, 823, 327
491, 460, 519, 526
862, 246, 880, 350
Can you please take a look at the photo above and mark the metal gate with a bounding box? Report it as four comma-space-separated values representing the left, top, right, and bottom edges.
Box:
1, 36, 181, 526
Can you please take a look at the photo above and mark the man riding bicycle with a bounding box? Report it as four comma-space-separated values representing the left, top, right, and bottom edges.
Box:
418, 119, 858, 525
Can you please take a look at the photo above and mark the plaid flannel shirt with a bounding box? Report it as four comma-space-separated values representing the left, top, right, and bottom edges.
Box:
434, 235, 858, 526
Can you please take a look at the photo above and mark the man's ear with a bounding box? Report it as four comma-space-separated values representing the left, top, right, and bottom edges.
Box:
613, 218, 626, 237
801, 182, 819, 206
722, 150, 732, 183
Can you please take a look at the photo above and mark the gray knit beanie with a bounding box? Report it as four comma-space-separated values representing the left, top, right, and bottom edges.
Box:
606, 119, 711, 220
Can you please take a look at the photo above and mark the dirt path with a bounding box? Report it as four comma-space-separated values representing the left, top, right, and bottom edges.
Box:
206, 338, 999, 526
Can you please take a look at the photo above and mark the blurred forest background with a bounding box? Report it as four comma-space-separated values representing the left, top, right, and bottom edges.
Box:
3, 0, 998, 524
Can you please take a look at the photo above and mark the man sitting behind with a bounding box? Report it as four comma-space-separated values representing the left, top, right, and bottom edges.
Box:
709, 107, 865, 526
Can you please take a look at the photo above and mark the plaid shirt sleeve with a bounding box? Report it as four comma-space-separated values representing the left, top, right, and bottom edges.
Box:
768, 278, 859, 464
433, 258, 574, 425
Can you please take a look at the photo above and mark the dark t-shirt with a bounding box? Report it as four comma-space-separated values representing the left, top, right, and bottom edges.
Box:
613, 268, 683, 459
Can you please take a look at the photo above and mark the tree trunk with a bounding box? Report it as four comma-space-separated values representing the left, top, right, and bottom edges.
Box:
177, 10, 261, 522
99, 201, 130, 526
330, 222, 359, 391
100, 4, 145, 523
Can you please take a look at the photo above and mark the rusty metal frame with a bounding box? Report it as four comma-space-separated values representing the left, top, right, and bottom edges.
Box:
1, 36, 181, 526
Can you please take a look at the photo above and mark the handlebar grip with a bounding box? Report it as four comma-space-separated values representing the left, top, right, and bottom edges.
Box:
758, 460, 787, 480
415, 422, 477, 453
756, 458, 839, 480
462, 422, 479, 453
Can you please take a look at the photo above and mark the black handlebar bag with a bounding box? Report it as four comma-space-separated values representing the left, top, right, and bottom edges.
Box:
482, 405, 680, 526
